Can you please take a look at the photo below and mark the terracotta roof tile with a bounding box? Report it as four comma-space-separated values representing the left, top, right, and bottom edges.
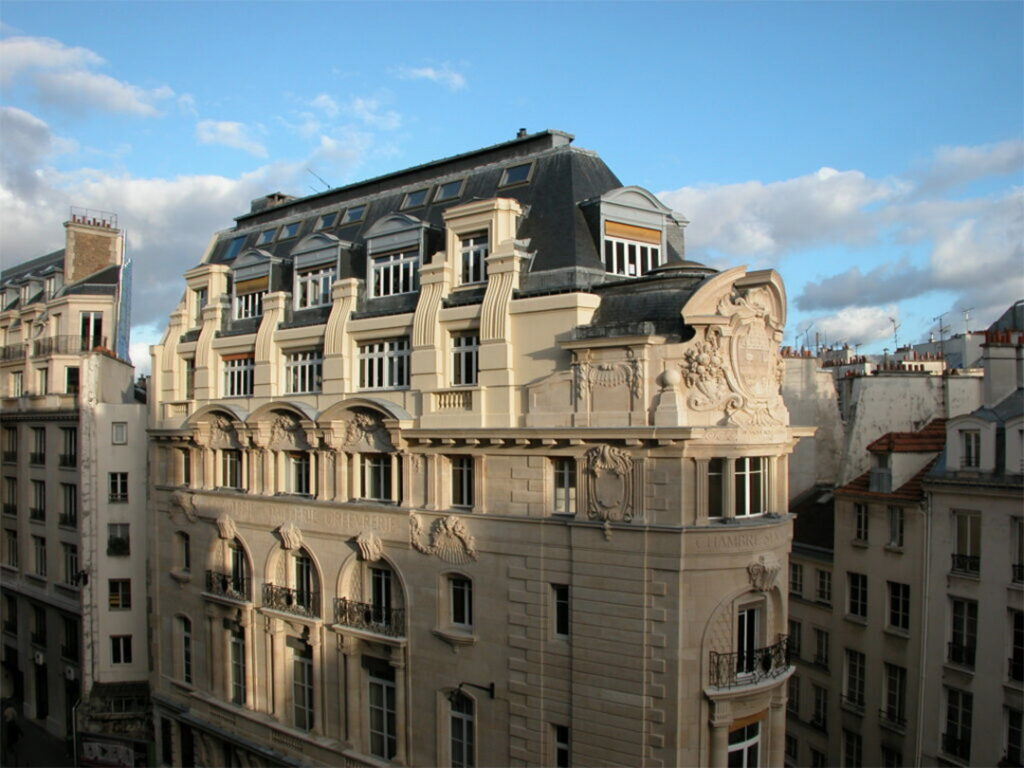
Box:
866, 418, 946, 453
837, 457, 940, 502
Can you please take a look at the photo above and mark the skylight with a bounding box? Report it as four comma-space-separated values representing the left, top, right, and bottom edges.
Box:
435, 180, 464, 202
402, 188, 430, 209
224, 236, 246, 260
281, 222, 301, 239
342, 205, 366, 224
256, 228, 277, 245
500, 162, 533, 187
316, 212, 337, 230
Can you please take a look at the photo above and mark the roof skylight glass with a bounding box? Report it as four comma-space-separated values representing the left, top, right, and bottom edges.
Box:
256, 228, 277, 245
316, 212, 337, 230
402, 189, 430, 209
500, 162, 533, 187
224, 236, 246, 260
435, 180, 464, 202
342, 205, 366, 224
281, 222, 301, 239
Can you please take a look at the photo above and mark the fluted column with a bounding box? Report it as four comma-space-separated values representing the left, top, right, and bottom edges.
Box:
311, 631, 324, 735
391, 654, 407, 765
343, 636, 360, 744
270, 621, 286, 722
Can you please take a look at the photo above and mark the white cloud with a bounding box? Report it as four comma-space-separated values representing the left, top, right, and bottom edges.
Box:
397, 64, 466, 91
0, 35, 103, 85
349, 97, 401, 130
309, 93, 339, 118
195, 120, 267, 157
806, 305, 901, 348
33, 69, 174, 117
915, 139, 1024, 193
177, 93, 198, 117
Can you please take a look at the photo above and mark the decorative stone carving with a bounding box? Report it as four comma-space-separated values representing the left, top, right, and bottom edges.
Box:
277, 521, 303, 551
169, 490, 198, 523
269, 412, 307, 450
747, 554, 781, 592
215, 513, 237, 541
584, 444, 635, 538
573, 350, 640, 401
355, 530, 384, 562
339, 410, 391, 451
209, 415, 239, 449
680, 328, 740, 414
409, 514, 478, 563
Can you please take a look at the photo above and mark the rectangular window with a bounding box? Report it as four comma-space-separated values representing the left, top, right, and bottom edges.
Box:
223, 355, 255, 397
221, 449, 242, 490
2, 476, 14, 515
62, 543, 78, 586
180, 448, 191, 486
359, 338, 410, 390
848, 572, 867, 618
952, 510, 981, 573
65, 366, 79, 395
59, 427, 77, 467
451, 334, 479, 386
787, 674, 800, 714
361, 454, 395, 502
111, 421, 128, 445
785, 734, 798, 761
887, 581, 910, 632
944, 687, 972, 760
1014, 517, 1024, 582
1011, 609, 1024, 682
368, 665, 397, 759
603, 228, 663, 277
370, 249, 419, 298
734, 457, 766, 516
81, 311, 103, 349
233, 290, 266, 320
2, 427, 15, 462
292, 640, 313, 730
500, 162, 532, 187
459, 232, 489, 285
30, 480, 45, 520
451, 456, 474, 509
883, 663, 907, 725
402, 188, 429, 209
552, 584, 570, 637
854, 503, 868, 542
949, 598, 978, 667
35, 367, 48, 395
230, 624, 246, 705
812, 684, 828, 729
450, 576, 473, 628
61, 616, 79, 660
435, 180, 464, 202
960, 429, 981, 468
552, 458, 576, 515
788, 618, 802, 659
284, 349, 323, 394
32, 535, 46, 577
184, 357, 195, 400
11, 371, 23, 398
4, 528, 17, 568
193, 287, 207, 326
287, 452, 311, 496
111, 635, 132, 664
816, 569, 832, 604
888, 505, 904, 548
814, 628, 829, 668
294, 266, 336, 310
450, 692, 475, 768
60, 484, 77, 528
842, 729, 862, 768
30, 427, 45, 464
109, 472, 128, 502
109, 579, 131, 609
180, 617, 193, 685
107, 523, 130, 556
32, 605, 46, 642
727, 722, 760, 768
811, 749, 828, 768
176, 532, 191, 572
844, 649, 865, 709
789, 562, 803, 596
553, 724, 570, 768
371, 567, 393, 620
736, 606, 759, 674
882, 747, 903, 767
1008, 708, 1022, 767
708, 458, 724, 518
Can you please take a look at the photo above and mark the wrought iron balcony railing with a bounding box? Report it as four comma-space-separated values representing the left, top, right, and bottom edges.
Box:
58, 513, 77, 528
32, 335, 107, 356
709, 636, 790, 688
948, 642, 976, 668
2, 503, 16, 516
942, 732, 971, 761
28, 508, 44, 521
950, 553, 980, 574
262, 583, 319, 618
841, 693, 865, 713
1009, 655, 1024, 682
59, 454, 77, 468
205, 570, 251, 602
879, 707, 906, 729
0, 344, 26, 361
1013, 563, 1024, 583
28, 453, 44, 465
2, 451, 15, 463
334, 597, 405, 637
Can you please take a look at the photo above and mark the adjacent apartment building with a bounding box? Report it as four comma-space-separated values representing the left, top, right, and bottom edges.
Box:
147, 130, 808, 766
0, 211, 149, 761
786, 317, 1023, 767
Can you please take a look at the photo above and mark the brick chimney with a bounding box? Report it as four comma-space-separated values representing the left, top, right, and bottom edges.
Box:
64, 207, 123, 283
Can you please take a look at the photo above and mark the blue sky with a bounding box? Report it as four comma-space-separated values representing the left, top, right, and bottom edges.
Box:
1, 1, 1021, 372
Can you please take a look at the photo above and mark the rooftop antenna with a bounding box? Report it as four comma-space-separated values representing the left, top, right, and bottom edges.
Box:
933, 312, 951, 414
800, 323, 814, 351
306, 167, 331, 191
889, 317, 901, 350
962, 307, 974, 335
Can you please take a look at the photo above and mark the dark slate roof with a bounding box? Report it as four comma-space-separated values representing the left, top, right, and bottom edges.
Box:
988, 299, 1024, 332
62, 264, 120, 295
205, 130, 678, 282
790, 484, 835, 552
1, 249, 63, 283
972, 387, 1024, 423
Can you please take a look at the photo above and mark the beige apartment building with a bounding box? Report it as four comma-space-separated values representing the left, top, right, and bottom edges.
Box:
0, 211, 150, 761
786, 317, 1023, 768
147, 130, 807, 767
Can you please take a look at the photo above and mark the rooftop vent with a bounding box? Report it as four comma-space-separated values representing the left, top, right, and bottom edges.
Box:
250, 192, 296, 214
516, 128, 528, 138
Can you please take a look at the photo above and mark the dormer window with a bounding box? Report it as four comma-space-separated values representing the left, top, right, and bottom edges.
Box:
342, 205, 366, 225
500, 162, 533, 187
231, 249, 276, 320
587, 186, 678, 278
960, 430, 980, 469
315, 212, 337, 230
435, 180, 464, 202
364, 214, 431, 300
371, 250, 419, 298
295, 266, 335, 309
280, 222, 301, 240
402, 188, 430, 210
603, 222, 663, 277
234, 283, 266, 319
256, 229, 276, 246
459, 232, 489, 285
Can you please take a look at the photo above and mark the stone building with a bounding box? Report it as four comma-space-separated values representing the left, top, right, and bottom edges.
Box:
147, 130, 804, 767
0, 210, 150, 761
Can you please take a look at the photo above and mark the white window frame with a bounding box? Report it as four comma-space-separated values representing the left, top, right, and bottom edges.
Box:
451, 334, 479, 387
109, 472, 128, 503
111, 634, 132, 664
292, 640, 313, 729
848, 572, 867, 618
888, 505, 904, 548
284, 349, 323, 394
111, 422, 127, 445
62, 543, 78, 586
360, 454, 396, 502
552, 458, 576, 515
790, 562, 804, 595
734, 457, 766, 517
459, 232, 489, 285
451, 456, 474, 509
727, 721, 761, 768
233, 290, 265, 320
221, 449, 243, 490
368, 672, 397, 759
223, 356, 255, 397
884, 662, 907, 723
887, 581, 910, 631
449, 691, 475, 768
960, 429, 981, 468
817, 569, 832, 604
370, 249, 419, 298
854, 503, 868, 542
294, 266, 336, 310
844, 648, 865, 707
109, 578, 131, 610
449, 575, 473, 629
359, 338, 410, 390
603, 235, 663, 277
287, 452, 312, 496
33, 535, 46, 576
11, 371, 23, 398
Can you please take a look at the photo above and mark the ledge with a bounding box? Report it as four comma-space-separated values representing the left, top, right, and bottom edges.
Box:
432, 626, 477, 650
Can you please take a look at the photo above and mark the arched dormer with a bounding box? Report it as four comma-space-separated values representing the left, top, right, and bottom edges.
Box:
581, 185, 687, 277
363, 214, 435, 300
231, 248, 280, 320
291, 233, 349, 311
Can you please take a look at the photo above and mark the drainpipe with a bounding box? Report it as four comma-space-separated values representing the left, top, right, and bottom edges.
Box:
915, 495, 931, 766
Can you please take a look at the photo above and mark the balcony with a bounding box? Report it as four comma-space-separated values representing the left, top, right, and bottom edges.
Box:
841, 693, 865, 714
334, 598, 405, 638
33, 335, 106, 357
709, 636, 790, 688
942, 732, 970, 761
950, 554, 980, 575
0, 344, 26, 361
1013, 563, 1024, 583
2, 503, 15, 516
28, 453, 44, 465
28, 508, 44, 522
879, 707, 906, 731
58, 513, 77, 528
2, 451, 14, 463
1009, 655, 1024, 682
262, 584, 319, 619
59, 454, 77, 468
205, 570, 251, 602
106, 537, 130, 557
947, 642, 976, 668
